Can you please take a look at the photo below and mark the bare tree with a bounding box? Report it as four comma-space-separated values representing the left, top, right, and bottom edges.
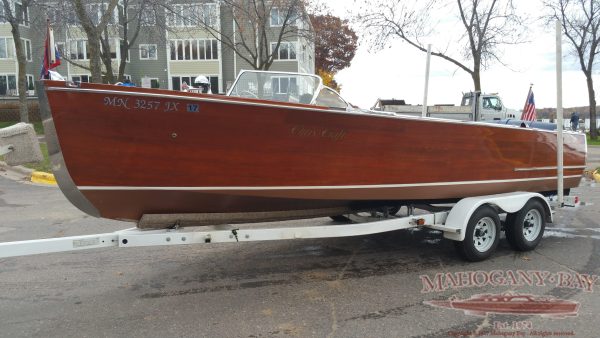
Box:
69, 0, 118, 82
544, 0, 600, 139
1, 0, 34, 123
354, 0, 526, 91
99, 0, 140, 83
47, 0, 164, 83
163, 0, 313, 70
100, 0, 167, 83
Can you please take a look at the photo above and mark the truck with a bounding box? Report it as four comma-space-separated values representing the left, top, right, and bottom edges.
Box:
371, 92, 519, 121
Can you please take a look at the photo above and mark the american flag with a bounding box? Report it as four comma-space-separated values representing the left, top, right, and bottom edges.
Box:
521, 87, 536, 121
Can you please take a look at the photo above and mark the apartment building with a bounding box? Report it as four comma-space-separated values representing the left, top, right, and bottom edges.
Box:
0, 2, 36, 96
0, 0, 315, 96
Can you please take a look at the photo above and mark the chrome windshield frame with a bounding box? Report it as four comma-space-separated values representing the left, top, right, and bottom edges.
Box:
227, 70, 325, 103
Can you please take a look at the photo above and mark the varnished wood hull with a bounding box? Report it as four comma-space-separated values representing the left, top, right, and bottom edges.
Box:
40, 81, 586, 224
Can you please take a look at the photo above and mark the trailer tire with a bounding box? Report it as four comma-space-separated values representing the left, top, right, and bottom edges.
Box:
505, 199, 546, 251
454, 205, 500, 262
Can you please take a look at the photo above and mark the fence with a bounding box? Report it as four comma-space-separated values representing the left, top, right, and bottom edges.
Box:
0, 98, 41, 122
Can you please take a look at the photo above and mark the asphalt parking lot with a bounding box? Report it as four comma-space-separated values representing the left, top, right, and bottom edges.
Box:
1, 165, 599, 337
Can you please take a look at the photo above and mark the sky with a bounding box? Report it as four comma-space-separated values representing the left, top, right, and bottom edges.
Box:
322, 0, 599, 111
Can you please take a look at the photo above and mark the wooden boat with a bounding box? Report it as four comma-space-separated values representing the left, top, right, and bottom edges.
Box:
38, 71, 587, 228
425, 293, 579, 317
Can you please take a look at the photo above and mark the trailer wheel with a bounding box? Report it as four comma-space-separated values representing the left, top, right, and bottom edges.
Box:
505, 199, 546, 251
454, 205, 500, 262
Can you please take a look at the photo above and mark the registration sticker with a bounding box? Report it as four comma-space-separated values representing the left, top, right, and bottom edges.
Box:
187, 104, 200, 112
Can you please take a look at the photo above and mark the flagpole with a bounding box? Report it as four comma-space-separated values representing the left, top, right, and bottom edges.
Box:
42, 19, 50, 79
556, 20, 564, 206
46, 18, 51, 69
422, 44, 432, 118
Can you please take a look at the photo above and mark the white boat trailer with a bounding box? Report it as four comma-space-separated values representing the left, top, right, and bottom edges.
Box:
0, 192, 580, 262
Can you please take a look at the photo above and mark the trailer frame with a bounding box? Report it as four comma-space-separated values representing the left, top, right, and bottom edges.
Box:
0, 192, 580, 261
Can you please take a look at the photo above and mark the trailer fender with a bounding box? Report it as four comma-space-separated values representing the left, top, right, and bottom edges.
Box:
443, 192, 551, 242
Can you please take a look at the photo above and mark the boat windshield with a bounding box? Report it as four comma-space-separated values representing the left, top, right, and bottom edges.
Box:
228, 71, 321, 104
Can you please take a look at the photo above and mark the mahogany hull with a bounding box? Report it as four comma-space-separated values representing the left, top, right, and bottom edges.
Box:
426, 298, 579, 317
451, 301, 579, 314
40, 81, 587, 224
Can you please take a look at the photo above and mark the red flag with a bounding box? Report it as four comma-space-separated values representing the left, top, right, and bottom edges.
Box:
520, 86, 536, 121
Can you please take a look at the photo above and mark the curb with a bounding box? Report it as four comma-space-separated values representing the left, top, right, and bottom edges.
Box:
0, 160, 34, 176
31, 171, 57, 185
0, 161, 56, 185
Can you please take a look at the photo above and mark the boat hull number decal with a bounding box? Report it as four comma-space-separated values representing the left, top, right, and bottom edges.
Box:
103, 96, 183, 113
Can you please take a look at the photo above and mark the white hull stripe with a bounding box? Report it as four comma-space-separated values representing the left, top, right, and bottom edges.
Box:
77, 175, 582, 191
514, 165, 586, 171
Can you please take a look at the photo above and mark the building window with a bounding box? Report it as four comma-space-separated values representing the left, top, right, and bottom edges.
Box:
272, 77, 297, 94
270, 8, 284, 26
167, 4, 198, 27
0, 75, 17, 96
140, 7, 156, 26
0, 38, 14, 59
111, 39, 118, 59
100, 39, 118, 59
21, 39, 32, 62
88, 3, 104, 25
121, 39, 130, 62
169, 39, 218, 61
71, 75, 90, 83
171, 75, 219, 93
302, 44, 307, 62
270, 7, 297, 27
166, 3, 218, 28
271, 42, 297, 60
15, 2, 29, 26
141, 77, 160, 88
201, 3, 218, 28
88, 3, 119, 25
69, 40, 88, 60
139, 44, 157, 60
202, 40, 219, 60
67, 10, 79, 25
26, 74, 34, 93
167, 3, 217, 27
